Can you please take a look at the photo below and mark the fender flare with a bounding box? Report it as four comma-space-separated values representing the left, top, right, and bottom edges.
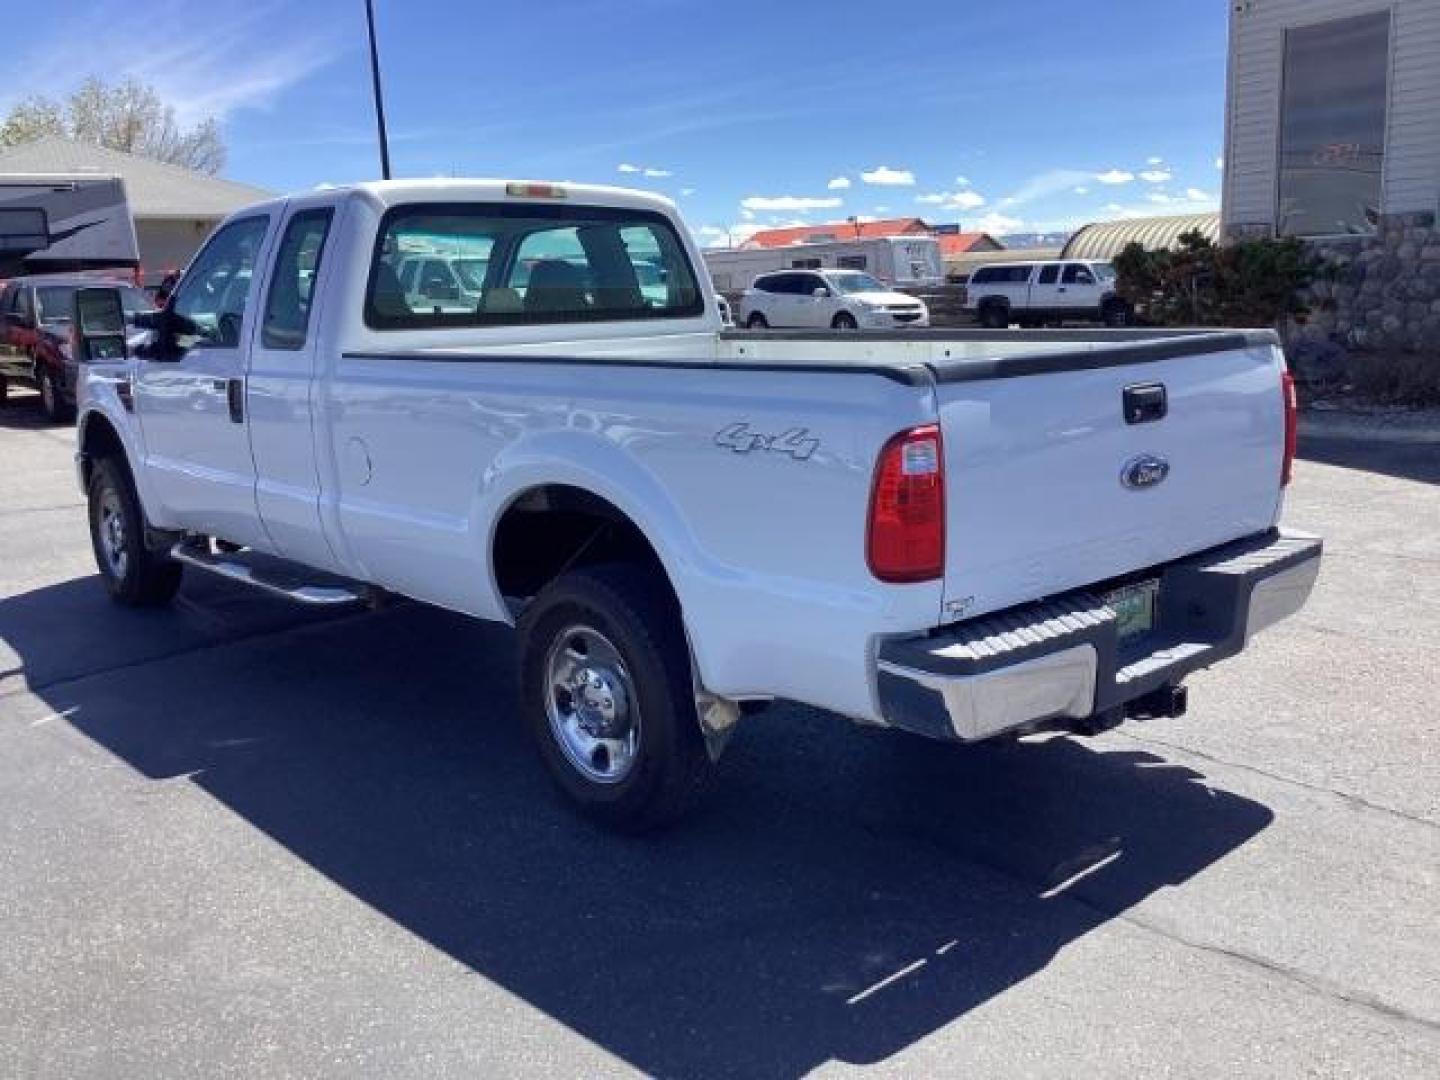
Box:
474, 427, 725, 629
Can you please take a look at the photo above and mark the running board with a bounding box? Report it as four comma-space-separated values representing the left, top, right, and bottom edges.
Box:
170, 540, 369, 607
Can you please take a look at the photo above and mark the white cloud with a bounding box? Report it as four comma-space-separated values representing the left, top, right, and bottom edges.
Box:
739, 208, 756, 221
827, 175, 852, 190
680, 187, 696, 196
693, 222, 761, 249
872, 207, 889, 214
1096, 169, 1136, 185
1073, 186, 1090, 195
955, 175, 971, 186
973, 212, 1025, 235
1215, 156, 1225, 170
1147, 156, 1164, 166
1186, 187, 1214, 202
1104, 203, 1126, 213
916, 189, 986, 210
1139, 168, 1172, 184
740, 194, 844, 211
860, 165, 916, 186
1146, 192, 1174, 204
617, 163, 641, 174
643, 167, 672, 178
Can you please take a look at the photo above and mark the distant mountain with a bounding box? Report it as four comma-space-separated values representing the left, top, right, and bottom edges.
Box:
998, 231, 1071, 250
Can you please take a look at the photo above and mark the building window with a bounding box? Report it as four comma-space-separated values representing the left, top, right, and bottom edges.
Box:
1278, 10, 1391, 237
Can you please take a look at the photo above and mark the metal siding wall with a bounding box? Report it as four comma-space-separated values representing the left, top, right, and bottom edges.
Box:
1225, 0, 1440, 233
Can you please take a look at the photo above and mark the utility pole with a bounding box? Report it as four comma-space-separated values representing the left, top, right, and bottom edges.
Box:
364, 0, 392, 180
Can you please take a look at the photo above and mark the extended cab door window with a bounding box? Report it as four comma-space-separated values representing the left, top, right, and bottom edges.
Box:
262, 208, 334, 349
171, 216, 270, 348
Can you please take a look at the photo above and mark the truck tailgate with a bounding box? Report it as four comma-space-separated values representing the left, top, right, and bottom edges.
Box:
934, 335, 1287, 621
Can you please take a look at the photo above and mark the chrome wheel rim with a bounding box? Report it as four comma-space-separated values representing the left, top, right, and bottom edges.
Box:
543, 624, 641, 784
96, 486, 128, 579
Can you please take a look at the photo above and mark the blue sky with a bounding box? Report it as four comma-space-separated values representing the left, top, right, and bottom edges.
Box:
7, 0, 1229, 244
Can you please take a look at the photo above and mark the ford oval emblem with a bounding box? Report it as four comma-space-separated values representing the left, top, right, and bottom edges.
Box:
1121, 454, 1170, 491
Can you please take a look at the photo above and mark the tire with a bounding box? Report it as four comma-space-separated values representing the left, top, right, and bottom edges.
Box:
979, 302, 1009, 330
517, 563, 717, 832
38, 367, 73, 423
87, 457, 183, 607
1102, 300, 1132, 328
832, 312, 858, 330
746, 312, 769, 329
0, 376, 8, 406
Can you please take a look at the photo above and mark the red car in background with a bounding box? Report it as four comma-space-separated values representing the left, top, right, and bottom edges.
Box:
0, 274, 153, 423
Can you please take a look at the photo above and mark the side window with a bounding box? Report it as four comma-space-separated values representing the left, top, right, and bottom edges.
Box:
1063, 263, 1095, 285
1037, 265, 1060, 285
971, 268, 994, 285
171, 215, 270, 348
803, 274, 826, 295
262, 208, 334, 350
771, 273, 801, 295
1011, 266, 1034, 283
790, 257, 821, 270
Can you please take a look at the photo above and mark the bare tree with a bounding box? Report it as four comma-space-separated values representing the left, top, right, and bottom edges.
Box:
0, 78, 226, 174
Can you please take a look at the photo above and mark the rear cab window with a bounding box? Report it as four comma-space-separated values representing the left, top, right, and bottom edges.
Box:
365, 203, 703, 328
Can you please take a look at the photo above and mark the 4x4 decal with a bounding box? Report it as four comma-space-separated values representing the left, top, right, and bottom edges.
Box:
714, 422, 820, 461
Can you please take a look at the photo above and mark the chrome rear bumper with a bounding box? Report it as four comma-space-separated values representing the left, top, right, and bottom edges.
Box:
876, 529, 1322, 743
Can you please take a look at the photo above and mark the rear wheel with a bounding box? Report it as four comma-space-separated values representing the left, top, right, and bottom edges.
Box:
1102, 299, 1132, 327
832, 312, 858, 330
0, 376, 8, 406
517, 563, 717, 832
87, 457, 183, 607
746, 312, 769, 329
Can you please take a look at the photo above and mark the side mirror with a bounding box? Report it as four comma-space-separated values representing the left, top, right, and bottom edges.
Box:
74, 288, 129, 364
812, 287, 830, 298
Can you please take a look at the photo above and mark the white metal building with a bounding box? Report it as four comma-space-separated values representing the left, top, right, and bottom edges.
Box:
1223, 0, 1440, 238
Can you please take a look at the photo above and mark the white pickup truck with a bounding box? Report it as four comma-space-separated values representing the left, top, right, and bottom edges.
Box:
72, 179, 1321, 831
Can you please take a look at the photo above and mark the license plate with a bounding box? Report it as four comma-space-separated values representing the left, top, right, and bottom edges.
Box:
1105, 579, 1159, 644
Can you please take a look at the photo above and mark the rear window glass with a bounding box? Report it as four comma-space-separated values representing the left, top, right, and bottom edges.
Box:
365, 203, 703, 328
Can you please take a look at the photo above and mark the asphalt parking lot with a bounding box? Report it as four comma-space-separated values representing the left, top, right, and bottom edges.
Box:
1, 395, 1436, 1079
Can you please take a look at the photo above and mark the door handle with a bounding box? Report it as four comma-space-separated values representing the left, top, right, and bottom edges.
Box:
226, 378, 244, 424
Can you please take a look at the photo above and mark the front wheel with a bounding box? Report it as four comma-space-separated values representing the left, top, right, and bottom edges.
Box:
517, 563, 717, 832
979, 303, 1009, 330
38, 367, 73, 423
746, 312, 769, 329
88, 457, 183, 607
832, 312, 858, 330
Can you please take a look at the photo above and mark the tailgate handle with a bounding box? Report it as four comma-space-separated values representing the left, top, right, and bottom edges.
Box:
1123, 382, 1167, 425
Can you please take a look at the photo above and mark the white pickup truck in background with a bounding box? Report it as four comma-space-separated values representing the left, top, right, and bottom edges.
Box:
72, 179, 1321, 831
963, 258, 1132, 328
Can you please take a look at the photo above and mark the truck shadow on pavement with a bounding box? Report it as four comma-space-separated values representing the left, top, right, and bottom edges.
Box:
1299, 433, 1440, 485
2, 576, 1274, 1077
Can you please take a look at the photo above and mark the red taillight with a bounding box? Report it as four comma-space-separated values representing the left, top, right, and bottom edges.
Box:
867, 424, 945, 583
1281, 369, 1298, 487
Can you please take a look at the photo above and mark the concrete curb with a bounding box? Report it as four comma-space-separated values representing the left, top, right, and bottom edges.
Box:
1299, 412, 1440, 446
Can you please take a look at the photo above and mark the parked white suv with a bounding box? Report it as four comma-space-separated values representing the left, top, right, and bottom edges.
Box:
963, 259, 1131, 328
740, 269, 929, 330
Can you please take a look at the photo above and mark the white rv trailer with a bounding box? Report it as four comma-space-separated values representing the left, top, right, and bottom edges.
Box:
0, 174, 139, 278
704, 235, 944, 291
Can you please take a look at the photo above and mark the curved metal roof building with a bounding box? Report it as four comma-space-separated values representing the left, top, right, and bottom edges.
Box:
1060, 212, 1221, 260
